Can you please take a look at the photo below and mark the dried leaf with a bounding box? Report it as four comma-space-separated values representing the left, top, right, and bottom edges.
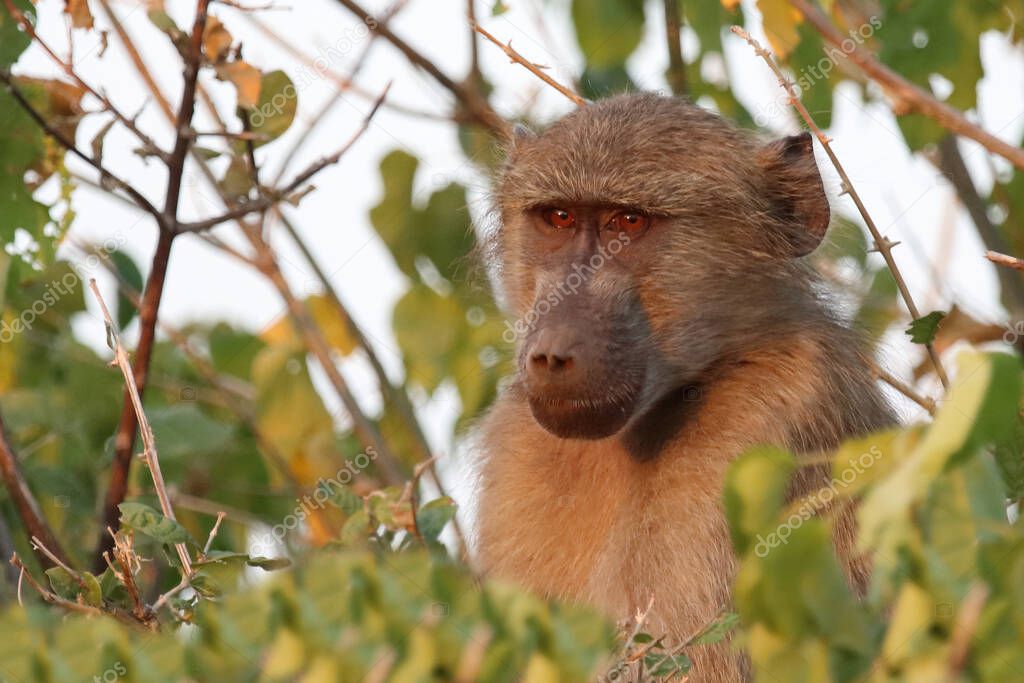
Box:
757, 0, 802, 59
202, 15, 232, 62
216, 60, 262, 109
90, 117, 116, 163
64, 0, 94, 29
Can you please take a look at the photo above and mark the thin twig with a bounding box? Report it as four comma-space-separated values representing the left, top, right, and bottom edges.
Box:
271, 0, 406, 186
202, 512, 227, 555
93, 0, 177, 123
0, 71, 165, 225
870, 361, 936, 416
471, 22, 585, 106
95, 0, 212, 571
731, 26, 949, 389
663, 0, 687, 96
89, 281, 193, 577
9, 553, 141, 627
934, 137, 1024, 317
2, 0, 168, 160
787, 0, 1024, 171
29, 537, 84, 589
0, 412, 70, 570
986, 251, 1024, 272
334, 0, 509, 136
177, 83, 391, 233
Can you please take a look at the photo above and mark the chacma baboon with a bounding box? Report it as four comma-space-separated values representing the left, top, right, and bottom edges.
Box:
473, 93, 895, 681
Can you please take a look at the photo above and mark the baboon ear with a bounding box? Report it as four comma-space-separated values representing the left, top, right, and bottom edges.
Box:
757, 132, 830, 257
510, 122, 535, 147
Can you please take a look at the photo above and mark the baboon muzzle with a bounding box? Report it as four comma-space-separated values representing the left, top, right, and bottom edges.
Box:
519, 294, 647, 440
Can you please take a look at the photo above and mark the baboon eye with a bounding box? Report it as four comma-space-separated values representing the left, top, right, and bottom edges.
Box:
610, 211, 650, 237
543, 208, 576, 229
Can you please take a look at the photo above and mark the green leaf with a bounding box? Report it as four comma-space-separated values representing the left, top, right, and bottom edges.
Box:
118, 502, 194, 546
0, 1, 33, 68
248, 70, 297, 148
329, 484, 363, 516
107, 250, 143, 331
571, 0, 644, 69
906, 310, 946, 344
859, 350, 1021, 559
148, 404, 235, 460
723, 446, 795, 556
247, 556, 291, 571
45, 567, 102, 607
415, 496, 457, 543
393, 284, 466, 394
189, 571, 221, 598
688, 612, 740, 646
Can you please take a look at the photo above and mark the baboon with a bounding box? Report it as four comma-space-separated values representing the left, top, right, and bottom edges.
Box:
473, 93, 895, 681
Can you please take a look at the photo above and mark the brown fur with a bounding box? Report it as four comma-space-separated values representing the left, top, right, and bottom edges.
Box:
472, 94, 895, 681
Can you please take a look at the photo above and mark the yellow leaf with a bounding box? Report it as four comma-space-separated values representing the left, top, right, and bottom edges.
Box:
64, 0, 94, 29
215, 61, 261, 109
298, 656, 339, 683
263, 629, 305, 678
202, 16, 232, 62
260, 294, 357, 357
522, 654, 559, 683
757, 0, 802, 59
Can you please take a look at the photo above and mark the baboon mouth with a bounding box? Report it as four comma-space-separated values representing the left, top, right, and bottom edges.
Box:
527, 393, 637, 440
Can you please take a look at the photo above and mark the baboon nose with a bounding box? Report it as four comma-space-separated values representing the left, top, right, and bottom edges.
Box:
526, 327, 582, 387
530, 351, 574, 373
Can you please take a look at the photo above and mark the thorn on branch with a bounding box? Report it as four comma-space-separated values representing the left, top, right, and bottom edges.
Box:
470, 21, 585, 107
731, 24, 949, 390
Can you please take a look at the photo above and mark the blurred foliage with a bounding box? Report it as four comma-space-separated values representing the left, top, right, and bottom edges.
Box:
0, 551, 617, 682
727, 350, 1024, 682
0, 0, 1023, 682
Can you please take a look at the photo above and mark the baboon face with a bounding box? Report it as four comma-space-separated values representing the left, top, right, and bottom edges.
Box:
494, 94, 830, 453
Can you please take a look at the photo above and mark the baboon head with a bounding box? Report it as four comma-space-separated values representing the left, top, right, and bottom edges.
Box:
492, 93, 830, 457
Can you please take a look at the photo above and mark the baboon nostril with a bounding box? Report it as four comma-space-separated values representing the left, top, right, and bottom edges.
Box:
530, 352, 574, 373
549, 354, 573, 372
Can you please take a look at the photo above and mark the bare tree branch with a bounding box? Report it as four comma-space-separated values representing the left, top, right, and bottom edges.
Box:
788, 0, 1024, 171
934, 136, 1024, 317
334, 0, 510, 137
177, 84, 390, 233
663, 0, 687, 96
0, 70, 166, 226
732, 26, 950, 390
986, 251, 1024, 272
471, 22, 585, 106
89, 281, 193, 577
95, 0, 212, 571
0, 412, 70, 570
